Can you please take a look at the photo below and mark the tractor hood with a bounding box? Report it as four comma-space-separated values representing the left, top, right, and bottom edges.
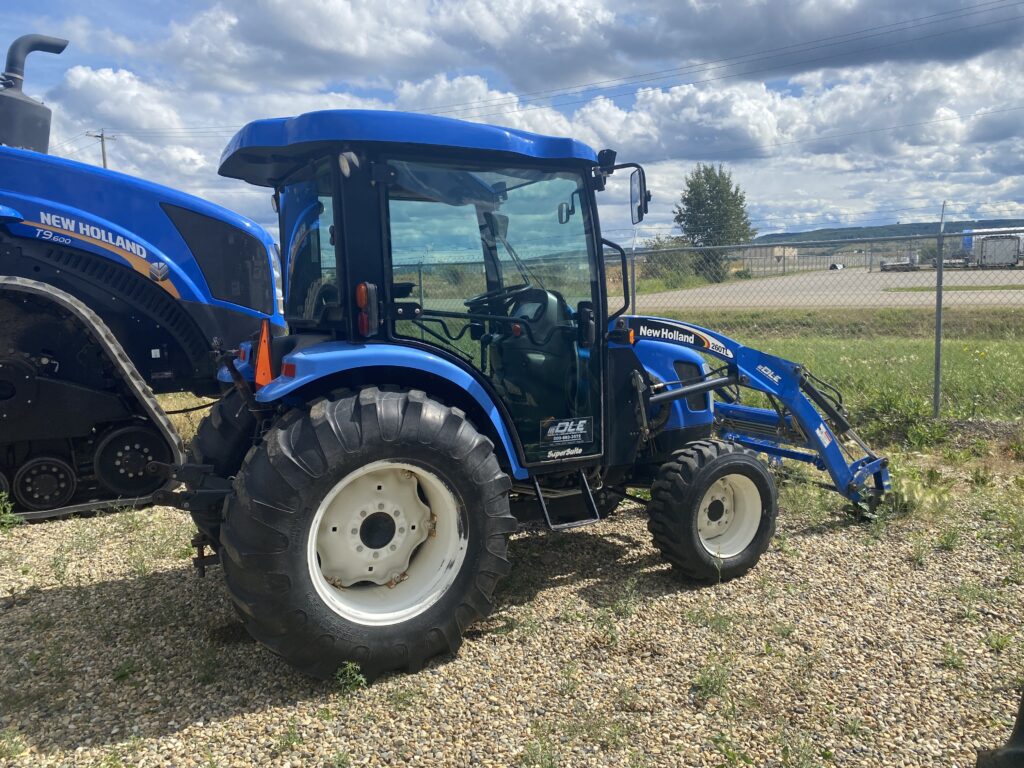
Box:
218, 109, 599, 187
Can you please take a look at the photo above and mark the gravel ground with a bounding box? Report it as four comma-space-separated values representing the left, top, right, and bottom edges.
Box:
1, 454, 1021, 767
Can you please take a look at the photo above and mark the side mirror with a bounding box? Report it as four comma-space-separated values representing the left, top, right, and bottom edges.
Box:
557, 201, 570, 224
630, 169, 647, 225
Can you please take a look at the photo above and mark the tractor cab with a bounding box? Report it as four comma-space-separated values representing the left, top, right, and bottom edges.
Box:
220, 110, 652, 470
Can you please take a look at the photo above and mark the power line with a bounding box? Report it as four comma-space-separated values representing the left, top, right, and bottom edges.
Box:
77, 0, 1024, 139
458, 11, 1023, 122
424, 0, 1024, 117
85, 129, 116, 169
50, 131, 88, 150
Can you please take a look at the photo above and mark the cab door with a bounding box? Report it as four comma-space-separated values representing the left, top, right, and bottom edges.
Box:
385, 159, 604, 466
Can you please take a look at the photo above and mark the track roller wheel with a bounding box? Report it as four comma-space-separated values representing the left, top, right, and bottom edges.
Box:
94, 425, 172, 497
13, 457, 77, 511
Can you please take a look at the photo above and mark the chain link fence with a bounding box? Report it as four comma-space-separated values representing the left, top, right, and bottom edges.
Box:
622, 227, 1024, 445
391, 227, 1022, 445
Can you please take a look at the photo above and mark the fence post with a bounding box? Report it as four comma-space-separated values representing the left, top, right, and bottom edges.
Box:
629, 230, 638, 312
932, 202, 946, 419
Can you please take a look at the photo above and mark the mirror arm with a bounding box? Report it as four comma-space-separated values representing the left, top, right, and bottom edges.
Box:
603, 238, 630, 322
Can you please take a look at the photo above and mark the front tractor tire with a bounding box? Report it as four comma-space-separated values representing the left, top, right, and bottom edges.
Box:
188, 388, 257, 544
219, 388, 516, 680
647, 439, 777, 583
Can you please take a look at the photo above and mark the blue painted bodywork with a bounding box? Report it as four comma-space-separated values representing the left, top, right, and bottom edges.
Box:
219, 110, 599, 187
252, 340, 528, 480
621, 315, 890, 509
0, 203, 22, 222
0, 144, 285, 327
623, 334, 715, 431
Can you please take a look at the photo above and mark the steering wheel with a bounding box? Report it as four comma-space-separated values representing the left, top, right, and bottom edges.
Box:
464, 283, 532, 310
312, 282, 340, 309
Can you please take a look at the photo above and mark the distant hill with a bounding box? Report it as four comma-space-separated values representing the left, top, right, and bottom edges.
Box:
754, 219, 1024, 244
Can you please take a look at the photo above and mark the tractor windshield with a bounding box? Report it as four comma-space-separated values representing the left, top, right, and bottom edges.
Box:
388, 159, 603, 464
388, 161, 593, 319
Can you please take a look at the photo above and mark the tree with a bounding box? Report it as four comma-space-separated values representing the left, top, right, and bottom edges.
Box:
673, 163, 756, 282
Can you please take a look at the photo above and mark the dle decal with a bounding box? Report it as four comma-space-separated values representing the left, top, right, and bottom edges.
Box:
540, 416, 593, 446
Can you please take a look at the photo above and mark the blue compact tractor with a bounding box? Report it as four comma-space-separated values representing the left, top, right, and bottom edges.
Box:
0, 36, 283, 518
158, 109, 890, 679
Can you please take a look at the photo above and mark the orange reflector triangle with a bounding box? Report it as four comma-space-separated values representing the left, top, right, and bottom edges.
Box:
254, 319, 273, 389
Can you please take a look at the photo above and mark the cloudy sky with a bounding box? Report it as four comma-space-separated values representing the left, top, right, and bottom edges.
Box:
4, 0, 1024, 240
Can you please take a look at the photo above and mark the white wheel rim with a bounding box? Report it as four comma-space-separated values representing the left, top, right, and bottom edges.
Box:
696, 474, 762, 559
307, 460, 467, 627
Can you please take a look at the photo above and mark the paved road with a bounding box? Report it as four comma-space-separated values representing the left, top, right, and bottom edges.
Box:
635, 266, 1024, 310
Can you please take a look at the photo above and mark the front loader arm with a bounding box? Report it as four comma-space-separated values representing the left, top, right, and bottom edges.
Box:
623, 316, 891, 511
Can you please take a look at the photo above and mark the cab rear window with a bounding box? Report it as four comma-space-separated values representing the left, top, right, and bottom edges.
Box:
162, 204, 273, 314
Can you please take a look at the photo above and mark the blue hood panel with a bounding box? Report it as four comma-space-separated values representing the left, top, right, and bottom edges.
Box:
0, 145, 284, 325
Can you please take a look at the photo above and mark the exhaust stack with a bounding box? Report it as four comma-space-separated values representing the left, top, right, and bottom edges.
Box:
0, 34, 69, 154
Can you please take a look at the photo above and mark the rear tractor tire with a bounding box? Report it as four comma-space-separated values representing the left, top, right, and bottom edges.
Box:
219, 387, 516, 680
647, 439, 777, 583
188, 388, 257, 543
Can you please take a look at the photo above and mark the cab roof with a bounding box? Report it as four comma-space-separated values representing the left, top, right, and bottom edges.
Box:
218, 109, 599, 187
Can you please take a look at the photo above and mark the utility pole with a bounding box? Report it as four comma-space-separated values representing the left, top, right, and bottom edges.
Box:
932, 200, 947, 419
85, 129, 115, 169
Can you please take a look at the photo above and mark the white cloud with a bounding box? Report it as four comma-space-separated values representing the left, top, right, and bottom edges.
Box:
11, 0, 1023, 237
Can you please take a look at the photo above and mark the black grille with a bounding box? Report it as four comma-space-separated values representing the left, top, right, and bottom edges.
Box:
162, 204, 273, 314
672, 361, 710, 411
24, 243, 209, 362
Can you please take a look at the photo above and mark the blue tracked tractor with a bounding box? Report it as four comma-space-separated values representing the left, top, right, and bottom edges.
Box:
0, 35, 284, 519
152, 109, 891, 679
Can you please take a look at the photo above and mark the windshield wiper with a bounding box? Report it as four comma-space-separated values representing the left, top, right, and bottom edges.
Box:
497, 234, 545, 290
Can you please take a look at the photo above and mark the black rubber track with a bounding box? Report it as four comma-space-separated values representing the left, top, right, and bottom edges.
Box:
647, 439, 777, 583
219, 387, 516, 680
188, 388, 257, 542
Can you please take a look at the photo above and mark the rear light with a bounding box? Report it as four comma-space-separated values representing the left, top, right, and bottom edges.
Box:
511, 322, 522, 337
237, 346, 247, 362
281, 362, 296, 378
355, 282, 370, 309
355, 282, 379, 337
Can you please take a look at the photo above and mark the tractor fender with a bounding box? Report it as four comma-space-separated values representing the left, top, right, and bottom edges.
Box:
254, 340, 528, 480
627, 336, 716, 430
